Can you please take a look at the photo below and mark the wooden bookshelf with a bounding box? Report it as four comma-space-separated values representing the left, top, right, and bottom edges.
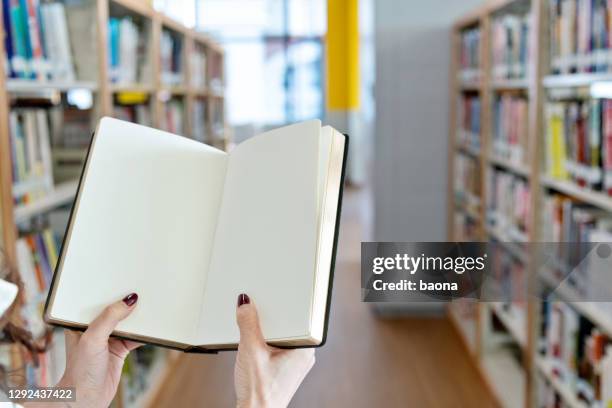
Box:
451, 0, 612, 406
0, 1, 227, 407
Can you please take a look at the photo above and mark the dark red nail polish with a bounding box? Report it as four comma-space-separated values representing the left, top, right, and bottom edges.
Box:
237, 293, 250, 307
123, 293, 138, 306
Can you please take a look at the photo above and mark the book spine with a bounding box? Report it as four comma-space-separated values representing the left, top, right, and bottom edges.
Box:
9, 0, 27, 77
2, 0, 14, 77
23, 0, 44, 79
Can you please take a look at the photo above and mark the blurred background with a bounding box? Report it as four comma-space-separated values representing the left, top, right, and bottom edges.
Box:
4, 0, 612, 407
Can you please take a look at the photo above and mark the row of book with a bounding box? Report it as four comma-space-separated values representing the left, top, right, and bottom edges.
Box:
540, 192, 612, 301
114, 104, 152, 128
486, 169, 530, 241
455, 153, 481, 213
488, 249, 527, 307
2, 1, 97, 82
190, 46, 207, 89
492, 94, 530, 165
210, 99, 225, 140
160, 98, 184, 135
15, 228, 59, 339
459, 27, 481, 82
549, 0, 612, 74
457, 95, 481, 150
2, 0, 73, 80
541, 299, 612, 406
192, 99, 207, 142
491, 13, 531, 80
160, 29, 183, 86
8, 108, 54, 206
108, 17, 152, 85
544, 99, 612, 194
208, 52, 224, 93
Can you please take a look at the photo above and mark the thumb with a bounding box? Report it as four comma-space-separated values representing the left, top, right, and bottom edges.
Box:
236, 293, 266, 350
86, 293, 138, 343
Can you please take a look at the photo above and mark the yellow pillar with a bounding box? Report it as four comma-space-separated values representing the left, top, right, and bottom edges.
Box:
326, 0, 360, 111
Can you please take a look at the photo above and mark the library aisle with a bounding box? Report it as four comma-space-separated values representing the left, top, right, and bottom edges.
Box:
6, 0, 612, 407
155, 188, 498, 408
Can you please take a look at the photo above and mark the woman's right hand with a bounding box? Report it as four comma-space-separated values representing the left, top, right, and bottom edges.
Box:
234, 294, 315, 408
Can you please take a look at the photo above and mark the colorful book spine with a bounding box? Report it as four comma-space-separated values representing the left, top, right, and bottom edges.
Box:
544, 99, 612, 191
458, 95, 481, 150
491, 13, 531, 80
459, 27, 481, 82
9, 109, 54, 205
2, 0, 14, 77
9, 0, 29, 77
549, 0, 612, 74
486, 169, 530, 239
23, 0, 44, 79
492, 94, 529, 164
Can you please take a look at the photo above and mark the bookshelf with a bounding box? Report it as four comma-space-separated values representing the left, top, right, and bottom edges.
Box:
450, 0, 612, 406
0, 0, 227, 407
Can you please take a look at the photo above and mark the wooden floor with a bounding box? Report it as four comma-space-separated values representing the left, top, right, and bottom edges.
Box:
155, 188, 498, 408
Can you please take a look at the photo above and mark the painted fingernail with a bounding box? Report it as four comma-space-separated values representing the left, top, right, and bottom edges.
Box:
237, 293, 250, 307
123, 293, 138, 307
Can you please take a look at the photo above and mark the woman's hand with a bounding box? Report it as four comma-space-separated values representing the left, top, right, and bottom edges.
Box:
56, 293, 141, 408
234, 294, 315, 408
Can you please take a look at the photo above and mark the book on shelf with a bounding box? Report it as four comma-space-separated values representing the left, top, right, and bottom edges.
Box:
211, 99, 224, 140
1, 0, 80, 81
486, 169, 530, 240
64, 2, 97, 81
492, 94, 529, 165
160, 29, 183, 85
15, 228, 59, 339
8, 108, 54, 206
544, 99, 612, 192
541, 192, 612, 300
491, 13, 531, 80
489, 250, 526, 314
160, 98, 184, 135
190, 45, 206, 89
113, 91, 152, 127
455, 157, 481, 205
113, 103, 152, 127
458, 27, 481, 82
549, 0, 612, 74
208, 52, 223, 93
191, 99, 207, 142
457, 94, 481, 150
540, 299, 612, 406
455, 153, 481, 211
108, 16, 152, 85
45, 118, 348, 350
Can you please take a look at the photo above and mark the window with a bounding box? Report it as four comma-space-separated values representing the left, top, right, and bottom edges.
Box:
197, 0, 326, 127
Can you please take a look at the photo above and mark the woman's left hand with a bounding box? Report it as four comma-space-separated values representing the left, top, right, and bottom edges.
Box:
55, 293, 141, 408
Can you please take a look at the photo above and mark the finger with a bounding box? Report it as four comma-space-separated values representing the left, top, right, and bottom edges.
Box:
85, 293, 138, 343
108, 338, 143, 360
64, 329, 81, 354
236, 293, 266, 350
123, 340, 144, 351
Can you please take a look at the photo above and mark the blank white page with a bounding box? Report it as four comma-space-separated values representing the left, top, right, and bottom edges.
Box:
49, 118, 228, 345
198, 120, 321, 345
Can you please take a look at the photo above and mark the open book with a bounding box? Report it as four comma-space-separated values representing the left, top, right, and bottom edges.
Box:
44, 118, 347, 351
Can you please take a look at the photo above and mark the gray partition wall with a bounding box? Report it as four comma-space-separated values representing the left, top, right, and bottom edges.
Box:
373, 0, 486, 315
